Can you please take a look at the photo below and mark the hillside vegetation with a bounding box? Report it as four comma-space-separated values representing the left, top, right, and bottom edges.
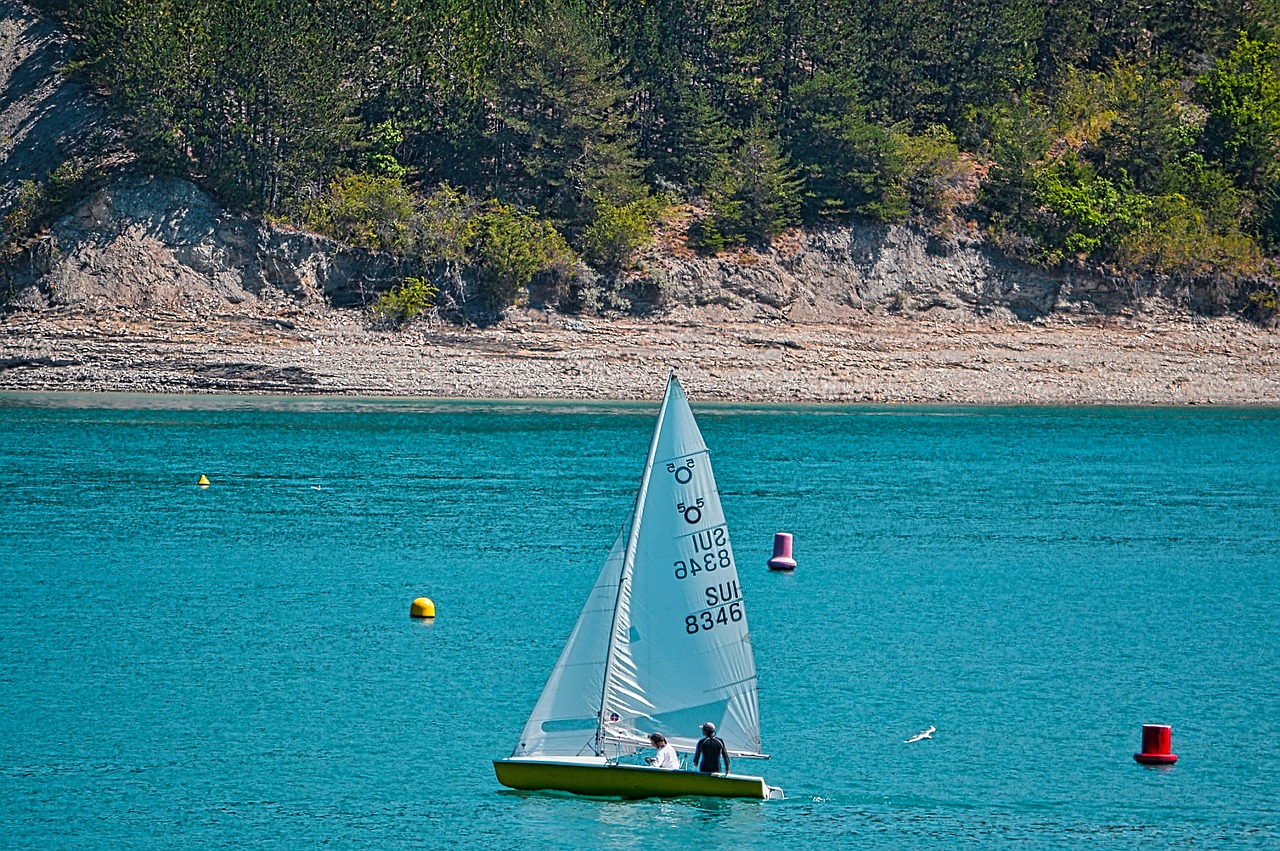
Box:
9, 0, 1280, 320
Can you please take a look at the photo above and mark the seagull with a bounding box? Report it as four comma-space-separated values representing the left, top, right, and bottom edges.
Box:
905, 726, 935, 743
311, 485, 322, 491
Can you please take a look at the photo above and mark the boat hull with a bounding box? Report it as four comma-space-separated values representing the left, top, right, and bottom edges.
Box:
494, 757, 781, 800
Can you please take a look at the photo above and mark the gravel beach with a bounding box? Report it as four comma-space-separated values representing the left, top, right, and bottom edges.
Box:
2, 306, 1277, 404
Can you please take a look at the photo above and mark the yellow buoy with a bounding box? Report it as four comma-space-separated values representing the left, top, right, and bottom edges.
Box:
198, 474, 210, 487
410, 597, 436, 618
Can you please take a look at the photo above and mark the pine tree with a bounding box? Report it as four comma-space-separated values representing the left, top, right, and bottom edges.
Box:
787, 69, 896, 220
494, 1, 648, 238
1087, 63, 1189, 194
700, 122, 802, 244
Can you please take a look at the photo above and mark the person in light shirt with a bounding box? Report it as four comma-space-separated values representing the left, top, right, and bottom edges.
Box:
645, 733, 679, 769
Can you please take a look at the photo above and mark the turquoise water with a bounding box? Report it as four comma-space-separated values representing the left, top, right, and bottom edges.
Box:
1, 393, 1277, 849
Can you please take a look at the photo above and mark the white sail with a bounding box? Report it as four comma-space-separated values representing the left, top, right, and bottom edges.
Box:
512, 374, 764, 760
600, 375, 763, 757
512, 528, 626, 757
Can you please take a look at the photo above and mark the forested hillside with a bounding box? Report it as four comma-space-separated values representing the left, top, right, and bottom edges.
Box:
10, 0, 1280, 319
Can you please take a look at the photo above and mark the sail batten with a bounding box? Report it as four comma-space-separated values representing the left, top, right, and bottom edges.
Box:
513, 373, 764, 761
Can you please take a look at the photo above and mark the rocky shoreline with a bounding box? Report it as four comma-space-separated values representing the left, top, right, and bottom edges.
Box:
2, 304, 1277, 404
2, 173, 1275, 407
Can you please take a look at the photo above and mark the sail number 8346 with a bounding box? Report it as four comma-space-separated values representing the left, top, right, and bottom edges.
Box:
674, 549, 733, 579
684, 580, 744, 635
686, 602, 743, 634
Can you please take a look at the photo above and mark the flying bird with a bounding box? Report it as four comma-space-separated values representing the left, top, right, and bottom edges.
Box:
905, 726, 935, 743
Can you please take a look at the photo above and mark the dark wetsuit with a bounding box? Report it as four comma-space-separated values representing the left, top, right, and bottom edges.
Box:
694, 735, 729, 773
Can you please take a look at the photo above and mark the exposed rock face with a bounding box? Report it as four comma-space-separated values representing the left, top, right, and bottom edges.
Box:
2, 170, 1133, 325
0, 1, 411, 319
3, 175, 414, 316
1, 166, 1183, 329
650, 227, 1160, 325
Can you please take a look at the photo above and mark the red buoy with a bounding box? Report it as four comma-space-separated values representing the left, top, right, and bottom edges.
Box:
1134, 724, 1178, 765
767, 532, 797, 571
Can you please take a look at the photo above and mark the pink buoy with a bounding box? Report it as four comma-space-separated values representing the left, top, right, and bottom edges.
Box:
1134, 724, 1178, 765
767, 532, 797, 571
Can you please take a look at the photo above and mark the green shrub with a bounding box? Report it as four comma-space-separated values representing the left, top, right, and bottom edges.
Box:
1116, 193, 1263, 281
581, 198, 660, 270
372, 276, 439, 326
48, 159, 90, 195
307, 174, 417, 252
890, 124, 974, 223
1, 181, 48, 249
1246, 286, 1280, 323
1, 158, 99, 250
1031, 155, 1150, 259
470, 203, 576, 310
418, 184, 478, 265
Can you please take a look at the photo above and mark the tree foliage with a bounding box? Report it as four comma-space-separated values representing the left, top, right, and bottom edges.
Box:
306, 175, 418, 252
1196, 33, 1280, 248
581, 197, 663, 270
2, 157, 108, 251
693, 123, 802, 247
29, 0, 1280, 310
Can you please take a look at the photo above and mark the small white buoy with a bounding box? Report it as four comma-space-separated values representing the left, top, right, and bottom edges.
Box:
410, 597, 436, 618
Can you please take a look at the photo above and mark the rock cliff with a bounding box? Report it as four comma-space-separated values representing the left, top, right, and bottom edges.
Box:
4, 168, 1170, 329
3, 176, 414, 317
0, 1, 102, 210
647, 226, 1151, 325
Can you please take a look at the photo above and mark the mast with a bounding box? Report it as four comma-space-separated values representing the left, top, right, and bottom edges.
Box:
594, 371, 677, 754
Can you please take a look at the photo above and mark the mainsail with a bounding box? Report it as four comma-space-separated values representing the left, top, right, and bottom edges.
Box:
512, 374, 764, 760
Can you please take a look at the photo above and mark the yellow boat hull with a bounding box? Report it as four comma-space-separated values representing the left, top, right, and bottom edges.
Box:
494, 757, 781, 800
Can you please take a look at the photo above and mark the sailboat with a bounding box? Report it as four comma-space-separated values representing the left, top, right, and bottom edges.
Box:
494, 373, 783, 800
